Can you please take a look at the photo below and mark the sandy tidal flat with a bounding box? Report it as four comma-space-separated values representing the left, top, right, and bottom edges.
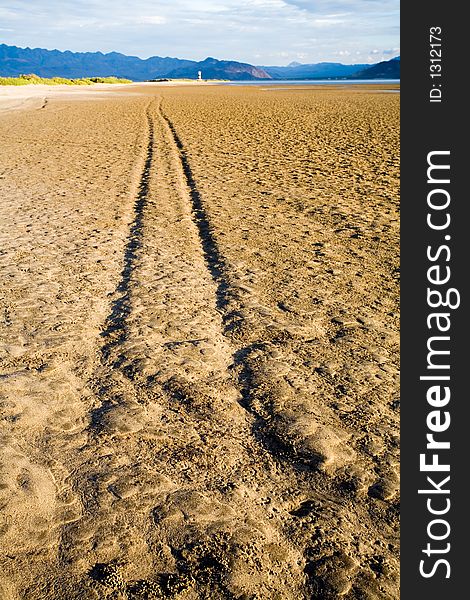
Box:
0, 84, 399, 599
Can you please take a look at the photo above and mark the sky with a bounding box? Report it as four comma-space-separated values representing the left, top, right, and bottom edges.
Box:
0, 0, 399, 66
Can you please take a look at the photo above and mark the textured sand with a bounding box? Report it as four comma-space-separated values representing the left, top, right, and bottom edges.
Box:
0, 84, 399, 599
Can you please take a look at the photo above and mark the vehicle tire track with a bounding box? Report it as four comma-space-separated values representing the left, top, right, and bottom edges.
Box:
100, 102, 154, 364
159, 104, 367, 487
0, 94, 170, 599
45, 98, 305, 598
159, 104, 318, 469
84, 100, 156, 436
55, 99, 162, 578
54, 97, 355, 599
160, 112, 231, 313
74, 98, 310, 597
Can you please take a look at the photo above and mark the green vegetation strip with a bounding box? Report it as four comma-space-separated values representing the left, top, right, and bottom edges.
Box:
0, 73, 132, 86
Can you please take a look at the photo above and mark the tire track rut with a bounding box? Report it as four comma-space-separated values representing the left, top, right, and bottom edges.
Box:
57, 98, 345, 599
55, 100, 162, 578
100, 103, 154, 363
161, 112, 231, 313
53, 97, 366, 599
160, 105, 318, 471
50, 99, 306, 598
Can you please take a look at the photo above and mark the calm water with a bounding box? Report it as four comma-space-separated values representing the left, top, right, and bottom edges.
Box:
225, 79, 400, 86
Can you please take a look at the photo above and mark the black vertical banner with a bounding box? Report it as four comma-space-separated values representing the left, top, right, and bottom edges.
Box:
401, 3, 467, 599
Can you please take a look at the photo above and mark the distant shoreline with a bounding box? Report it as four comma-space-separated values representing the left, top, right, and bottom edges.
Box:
224, 79, 400, 85
1, 75, 400, 87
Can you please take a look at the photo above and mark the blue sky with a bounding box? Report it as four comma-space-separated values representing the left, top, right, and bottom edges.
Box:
0, 0, 399, 65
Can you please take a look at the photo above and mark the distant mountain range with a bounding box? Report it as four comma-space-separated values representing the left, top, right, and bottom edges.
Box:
348, 56, 400, 79
0, 44, 400, 81
262, 57, 399, 80
0, 44, 270, 81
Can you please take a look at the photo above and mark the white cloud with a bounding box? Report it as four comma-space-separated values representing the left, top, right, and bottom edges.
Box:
0, 7, 21, 19
135, 16, 167, 25
0, 0, 399, 65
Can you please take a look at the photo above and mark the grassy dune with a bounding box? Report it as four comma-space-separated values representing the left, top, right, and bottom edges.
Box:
0, 73, 132, 86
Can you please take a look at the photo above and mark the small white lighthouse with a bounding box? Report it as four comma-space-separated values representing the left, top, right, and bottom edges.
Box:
197, 70, 202, 81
